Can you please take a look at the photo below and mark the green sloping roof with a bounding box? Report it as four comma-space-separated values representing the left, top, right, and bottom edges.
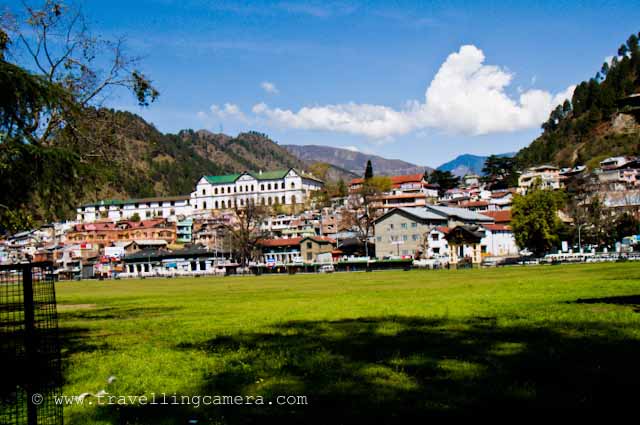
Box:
204, 174, 242, 184
251, 170, 290, 180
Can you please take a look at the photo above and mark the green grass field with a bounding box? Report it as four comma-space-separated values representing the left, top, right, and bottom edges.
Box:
57, 263, 640, 423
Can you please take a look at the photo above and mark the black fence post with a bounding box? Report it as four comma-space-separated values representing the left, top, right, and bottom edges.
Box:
22, 264, 37, 425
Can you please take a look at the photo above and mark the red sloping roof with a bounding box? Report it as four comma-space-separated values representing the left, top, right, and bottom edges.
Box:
435, 226, 450, 235
258, 237, 303, 247
305, 236, 336, 244
482, 210, 511, 223
350, 173, 424, 186
491, 189, 516, 198
483, 224, 512, 232
459, 200, 489, 207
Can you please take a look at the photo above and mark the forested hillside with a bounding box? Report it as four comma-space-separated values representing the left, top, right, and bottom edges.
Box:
516, 31, 640, 168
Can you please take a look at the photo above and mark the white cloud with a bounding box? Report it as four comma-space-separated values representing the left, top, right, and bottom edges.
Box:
344, 145, 360, 152
201, 45, 575, 140
196, 103, 248, 127
260, 81, 279, 94
250, 45, 575, 138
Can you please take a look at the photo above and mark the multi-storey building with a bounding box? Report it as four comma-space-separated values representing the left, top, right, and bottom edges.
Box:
77, 196, 192, 222
190, 168, 323, 211
373, 205, 494, 258
66, 218, 177, 249
518, 165, 561, 194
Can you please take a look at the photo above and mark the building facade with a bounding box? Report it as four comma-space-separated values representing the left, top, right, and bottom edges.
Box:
374, 206, 494, 258
191, 168, 323, 212
77, 196, 192, 223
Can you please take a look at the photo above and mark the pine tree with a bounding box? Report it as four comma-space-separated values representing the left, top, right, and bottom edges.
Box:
364, 160, 373, 180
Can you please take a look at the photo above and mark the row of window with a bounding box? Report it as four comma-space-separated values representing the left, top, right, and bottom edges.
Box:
82, 201, 180, 211
387, 222, 418, 230
202, 182, 296, 196
202, 195, 298, 210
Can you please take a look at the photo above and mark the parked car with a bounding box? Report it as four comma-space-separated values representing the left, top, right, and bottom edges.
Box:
319, 264, 335, 273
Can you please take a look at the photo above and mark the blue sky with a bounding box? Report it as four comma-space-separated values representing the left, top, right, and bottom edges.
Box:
10, 0, 640, 166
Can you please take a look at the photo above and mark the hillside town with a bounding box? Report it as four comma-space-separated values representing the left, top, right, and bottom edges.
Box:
3, 153, 639, 279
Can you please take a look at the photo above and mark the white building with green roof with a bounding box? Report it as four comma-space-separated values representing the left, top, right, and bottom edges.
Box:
190, 168, 323, 212
76, 196, 193, 222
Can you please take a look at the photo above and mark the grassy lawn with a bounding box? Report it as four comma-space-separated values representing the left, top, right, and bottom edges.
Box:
57, 263, 640, 423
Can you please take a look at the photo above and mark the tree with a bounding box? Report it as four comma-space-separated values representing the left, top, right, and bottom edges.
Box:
223, 203, 269, 267
427, 170, 459, 196
364, 160, 373, 180
481, 155, 519, 189
344, 176, 392, 258
614, 212, 639, 240
511, 184, 565, 256
130, 212, 141, 222
1, 1, 158, 230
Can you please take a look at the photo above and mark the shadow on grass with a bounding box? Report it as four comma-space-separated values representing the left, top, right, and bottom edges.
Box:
66, 314, 640, 424
575, 295, 640, 312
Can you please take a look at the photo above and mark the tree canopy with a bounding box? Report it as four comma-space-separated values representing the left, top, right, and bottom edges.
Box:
511, 185, 566, 256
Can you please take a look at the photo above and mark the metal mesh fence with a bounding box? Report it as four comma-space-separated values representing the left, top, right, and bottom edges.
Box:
0, 262, 63, 425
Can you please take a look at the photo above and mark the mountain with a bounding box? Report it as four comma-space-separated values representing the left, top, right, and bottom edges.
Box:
516, 31, 640, 169
437, 153, 516, 177
78, 110, 317, 203
284, 144, 431, 177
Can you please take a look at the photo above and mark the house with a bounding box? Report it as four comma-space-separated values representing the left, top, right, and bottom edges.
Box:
481, 210, 512, 225
190, 168, 323, 212
373, 205, 494, 258
600, 156, 635, 170
77, 196, 192, 223
371, 192, 429, 211
488, 189, 516, 210
349, 173, 438, 199
480, 224, 519, 256
257, 236, 336, 264
457, 200, 490, 212
518, 165, 561, 194
66, 218, 177, 249
300, 236, 336, 263
176, 218, 193, 243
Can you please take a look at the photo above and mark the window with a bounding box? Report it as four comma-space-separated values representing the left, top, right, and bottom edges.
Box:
239, 186, 243, 192
282, 196, 286, 204
376, 236, 382, 242
170, 209, 175, 215
433, 247, 440, 254
401, 223, 408, 229
389, 224, 394, 230
307, 242, 312, 249
240, 199, 245, 206
412, 234, 419, 241
268, 183, 272, 190
411, 223, 417, 228
202, 189, 205, 195
146, 211, 151, 217
281, 182, 285, 189
268, 197, 272, 205
432, 234, 439, 240
291, 182, 295, 189
261, 184, 264, 191
402, 235, 408, 241
215, 201, 219, 209
234, 187, 237, 193
260, 198, 265, 205
203, 201, 207, 209
221, 200, 226, 209
251, 185, 254, 191
291, 195, 297, 204
307, 253, 313, 260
